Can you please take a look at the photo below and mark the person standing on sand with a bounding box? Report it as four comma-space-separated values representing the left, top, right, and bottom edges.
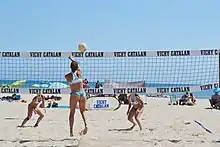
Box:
126, 93, 144, 130
18, 94, 46, 127
65, 56, 88, 137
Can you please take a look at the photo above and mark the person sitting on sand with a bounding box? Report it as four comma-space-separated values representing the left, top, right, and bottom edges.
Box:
189, 93, 196, 104
18, 94, 46, 127
126, 93, 144, 130
83, 79, 90, 88
47, 99, 52, 108
95, 80, 101, 88
118, 94, 128, 104
209, 92, 220, 108
179, 92, 189, 105
47, 99, 58, 108
186, 93, 196, 106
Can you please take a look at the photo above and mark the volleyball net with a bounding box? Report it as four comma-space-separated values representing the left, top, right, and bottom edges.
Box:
0, 49, 219, 95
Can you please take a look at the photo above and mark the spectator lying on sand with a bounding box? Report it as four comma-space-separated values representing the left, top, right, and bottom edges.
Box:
179, 92, 196, 106
179, 92, 189, 105
47, 99, 59, 108
186, 93, 196, 106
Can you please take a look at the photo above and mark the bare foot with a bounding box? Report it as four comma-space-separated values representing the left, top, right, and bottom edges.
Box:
33, 124, 38, 128
17, 125, 24, 128
79, 127, 88, 136
128, 124, 136, 130
70, 130, 74, 137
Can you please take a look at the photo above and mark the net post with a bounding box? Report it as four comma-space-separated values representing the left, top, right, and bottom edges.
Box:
219, 49, 220, 88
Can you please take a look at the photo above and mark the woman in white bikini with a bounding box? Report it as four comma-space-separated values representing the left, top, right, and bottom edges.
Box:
18, 94, 46, 127
65, 57, 88, 137
126, 93, 144, 130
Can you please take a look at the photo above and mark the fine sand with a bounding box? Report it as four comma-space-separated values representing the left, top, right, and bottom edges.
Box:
0, 94, 220, 147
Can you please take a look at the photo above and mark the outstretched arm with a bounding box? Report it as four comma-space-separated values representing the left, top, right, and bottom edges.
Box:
42, 96, 46, 113
68, 55, 74, 62
127, 95, 131, 115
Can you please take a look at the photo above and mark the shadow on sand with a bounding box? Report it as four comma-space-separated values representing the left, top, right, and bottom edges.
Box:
17, 125, 33, 128
108, 127, 134, 132
4, 117, 19, 120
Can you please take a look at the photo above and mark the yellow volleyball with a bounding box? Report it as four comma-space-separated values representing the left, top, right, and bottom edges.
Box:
78, 43, 87, 52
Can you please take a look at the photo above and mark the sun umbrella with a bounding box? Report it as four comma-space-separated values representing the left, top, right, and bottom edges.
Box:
49, 82, 69, 88
213, 88, 220, 93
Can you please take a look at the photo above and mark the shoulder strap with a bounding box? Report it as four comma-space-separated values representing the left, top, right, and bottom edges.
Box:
72, 71, 78, 79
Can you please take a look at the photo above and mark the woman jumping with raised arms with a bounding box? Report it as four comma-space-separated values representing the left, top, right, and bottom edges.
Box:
126, 93, 144, 130
65, 56, 88, 137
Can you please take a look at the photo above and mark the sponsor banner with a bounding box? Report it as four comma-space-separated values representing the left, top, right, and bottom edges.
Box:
0, 50, 219, 58
199, 49, 219, 56
85, 87, 147, 94
156, 86, 191, 93
27, 88, 62, 94
156, 50, 191, 57
113, 87, 147, 94
199, 83, 219, 91
70, 49, 219, 58
156, 49, 220, 57
86, 96, 121, 111
85, 88, 104, 94
0, 87, 20, 94
71, 52, 105, 58
113, 51, 148, 57
0, 88, 65, 94
0, 84, 219, 94
29, 52, 64, 58
0, 52, 21, 58
0, 52, 71, 58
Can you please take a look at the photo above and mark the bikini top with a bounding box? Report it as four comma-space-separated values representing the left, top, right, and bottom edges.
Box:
129, 95, 139, 105
34, 95, 42, 104
68, 71, 83, 85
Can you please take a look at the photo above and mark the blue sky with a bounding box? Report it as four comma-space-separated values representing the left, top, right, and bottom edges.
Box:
0, 0, 219, 87
1, 0, 220, 52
